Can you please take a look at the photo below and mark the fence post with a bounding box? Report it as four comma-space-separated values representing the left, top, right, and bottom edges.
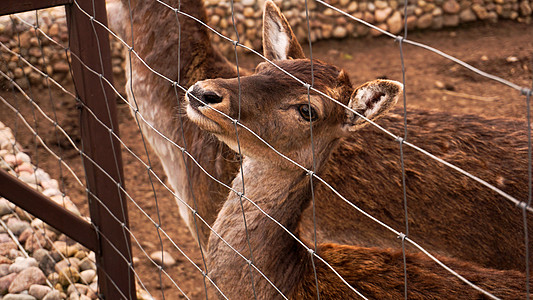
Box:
65, 1, 136, 299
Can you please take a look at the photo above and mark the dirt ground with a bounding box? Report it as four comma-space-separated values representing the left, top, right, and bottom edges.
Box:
0, 20, 532, 299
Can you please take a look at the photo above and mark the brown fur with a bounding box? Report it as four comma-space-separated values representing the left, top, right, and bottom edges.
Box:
110, 0, 533, 272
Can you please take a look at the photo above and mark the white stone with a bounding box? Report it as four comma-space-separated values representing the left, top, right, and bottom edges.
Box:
149, 251, 176, 267
9, 257, 38, 273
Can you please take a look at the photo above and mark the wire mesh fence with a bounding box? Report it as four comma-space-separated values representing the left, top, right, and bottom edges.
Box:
0, 0, 532, 299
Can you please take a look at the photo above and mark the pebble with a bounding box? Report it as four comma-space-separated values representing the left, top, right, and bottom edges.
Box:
52, 241, 79, 258
0, 242, 18, 256
9, 257, 38, 273
150, 251, 176, 267
0, 273, 18, 294
332, 26, 347, 39
66, 283, 88, 296
54, 258, 80, 274
387, 11, 403, 34
79, 270, 96, 284
28, 284, 52, 299
8, 267, 46, 293
0, 264, 11, 277
3, 294, 37, 300
7, 219, 31, 236
57, 267, 80, 287
375, 7, 392, 23
443, 0, 461, 14
74, 257, 96, 271
42, 290, 61, 300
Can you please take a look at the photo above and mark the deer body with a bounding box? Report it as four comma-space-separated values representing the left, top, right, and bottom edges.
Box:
208, 151, 528, 299
110, 0, 241, 246
109, 0, 532, 270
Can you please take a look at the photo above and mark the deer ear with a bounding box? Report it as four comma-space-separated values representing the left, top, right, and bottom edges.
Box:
344, 80, 402, 131
262, 0, 305, 60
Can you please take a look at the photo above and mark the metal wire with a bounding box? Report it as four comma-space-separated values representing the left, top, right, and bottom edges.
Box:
2, 1, 531, 299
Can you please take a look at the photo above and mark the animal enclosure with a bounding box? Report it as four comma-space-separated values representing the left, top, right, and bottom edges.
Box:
0, 0, 532, 299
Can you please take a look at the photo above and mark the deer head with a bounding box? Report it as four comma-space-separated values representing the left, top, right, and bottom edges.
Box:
186, 0, 402, 171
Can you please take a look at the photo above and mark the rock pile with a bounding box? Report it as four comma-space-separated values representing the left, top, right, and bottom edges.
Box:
0, 122, 100, 300
205, 0, 532, 55
0, 122, 154, 300
0, 8, 124, 90
0, 0, 532, 87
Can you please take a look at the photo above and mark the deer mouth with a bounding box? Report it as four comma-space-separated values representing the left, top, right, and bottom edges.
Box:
185, 92, 223, 133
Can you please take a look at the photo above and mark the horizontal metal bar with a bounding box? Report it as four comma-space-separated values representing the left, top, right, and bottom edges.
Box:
0, 168, 97, 252
0, 0, 72, 15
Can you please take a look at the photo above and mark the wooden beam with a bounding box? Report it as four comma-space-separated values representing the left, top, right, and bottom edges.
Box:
0, 0, 72, 15
0, 169, 98, 251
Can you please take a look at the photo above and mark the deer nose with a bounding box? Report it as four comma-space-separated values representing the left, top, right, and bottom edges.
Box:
187, 84, 223, 108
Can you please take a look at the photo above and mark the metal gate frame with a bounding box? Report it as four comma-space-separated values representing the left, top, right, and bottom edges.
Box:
0, 1, 136, 299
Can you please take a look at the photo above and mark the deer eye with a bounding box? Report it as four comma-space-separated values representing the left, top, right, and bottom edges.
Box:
298, 104, 318, 122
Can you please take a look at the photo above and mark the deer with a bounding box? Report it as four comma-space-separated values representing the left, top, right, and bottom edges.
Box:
107, 0, 533, 271
185, 55, 529, 299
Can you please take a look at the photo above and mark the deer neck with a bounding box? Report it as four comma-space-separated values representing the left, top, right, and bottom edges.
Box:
208, 159, 314, 299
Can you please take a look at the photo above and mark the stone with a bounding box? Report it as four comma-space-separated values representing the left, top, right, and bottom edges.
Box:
370, 23, 388, 36
29, 284, 52, 299
47, 273, 59, 286
7, 219, 30, 236
18, 172, 38, 185
25, 231, 52, 253
472, 4, 489, 18
42, 290, 61, 300
52, 241, 79, 258
347, 2, 358, 12
332, 26, 347, 38
520, 1, 532, 15
0, 273, 18, 294
3, 155, 17, 167
375, 0, 389, 9
15, 162, 34, 174
52, 61, 69, 73
67, 283, 88, 296
8, 267, 46, 293
15, 153, 30, 164
0, 264, 11, 277
57, 267, 80, 286
55, 258, 80, 274
79, 270, 96, 284
363, 11, 375, 23
0, 234, 11, 244
406, 15, 418, 30
443, 0, 461, 13
149, 251, 176, 267
387, 11, 403, 34
417, 13, 433, 28
241, 0, 255, 6
375, 7, 393, 22
0, 242, 18, 256
3, 294, 37, 300
19, 229, 35, 244
442, 14, 460, 26
431, 7, 442, 17
243, 7, 254, 18
78, 257, 95, 272
9, 257, 38, 273
40, 179, 58, 191
0, 199, 14, 216
459, 8, 477, 21
431, 16, 444, 29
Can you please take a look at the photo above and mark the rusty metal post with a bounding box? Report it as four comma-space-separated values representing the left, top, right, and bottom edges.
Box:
65, 1, 136, 299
